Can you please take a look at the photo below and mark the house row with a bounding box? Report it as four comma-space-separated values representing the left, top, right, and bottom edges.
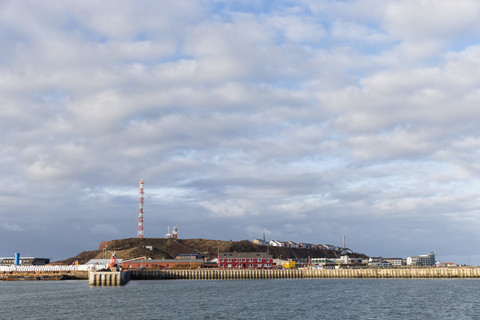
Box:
253, 239, 347, 252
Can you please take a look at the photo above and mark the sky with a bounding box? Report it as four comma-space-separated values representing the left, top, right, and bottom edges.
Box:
1, 0, 480, 264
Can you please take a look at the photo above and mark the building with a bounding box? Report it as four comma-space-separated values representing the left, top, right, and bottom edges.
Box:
120, 258, 204, 270
384, 258, 405, 266
369, 260, 392, 268
218, 252, 273, 269
269, 240, 283, 247
337, 256, 364, 265
176, 253, 203, 260
407, 252, 436, 266
298, 243, 312, 249
0, 257, 50, 266
310, 258, 337, 266
252, 239, 268, 246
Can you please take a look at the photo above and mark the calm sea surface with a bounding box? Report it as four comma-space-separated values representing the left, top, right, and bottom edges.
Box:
1, 279, 479, 319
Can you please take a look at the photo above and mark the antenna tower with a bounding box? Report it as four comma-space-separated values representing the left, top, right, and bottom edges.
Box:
137, 179, 144, 238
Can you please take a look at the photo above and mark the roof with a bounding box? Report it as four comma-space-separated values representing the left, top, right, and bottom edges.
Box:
218, 252, 272, 259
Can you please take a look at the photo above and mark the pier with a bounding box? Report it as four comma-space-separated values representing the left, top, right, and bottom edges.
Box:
88, 271, 130, 286
19, 267, 480, 286
128, 267, 480, 281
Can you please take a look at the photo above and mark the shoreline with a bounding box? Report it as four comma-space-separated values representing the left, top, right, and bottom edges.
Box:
0, 270, 88, 281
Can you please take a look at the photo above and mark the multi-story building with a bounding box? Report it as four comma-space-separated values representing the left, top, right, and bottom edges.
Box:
407, 252, 436, 266
384, 258, 405, 266
218, 252, 273, 269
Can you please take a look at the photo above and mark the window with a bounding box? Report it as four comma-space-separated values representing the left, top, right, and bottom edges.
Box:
227, 264, 232, 268
249, 259, 253, 262
258, 264, 262, 268
257, 259, 262, 262
249, 264, 253, 267
234, 259, 238, 262
227, 259, 231, 262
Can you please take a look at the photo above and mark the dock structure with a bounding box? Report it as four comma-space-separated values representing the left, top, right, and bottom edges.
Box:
129, 267, 480, 281
38, 267, 480, 286
88, 271, 131, 286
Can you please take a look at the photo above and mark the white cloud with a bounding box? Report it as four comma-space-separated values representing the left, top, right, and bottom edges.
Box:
2, 0, 480, 264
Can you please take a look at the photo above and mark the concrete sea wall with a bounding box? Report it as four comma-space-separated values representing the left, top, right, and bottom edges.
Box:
6, 267, 480, 285
130, 267, 480, 280
88, 271, 130, 286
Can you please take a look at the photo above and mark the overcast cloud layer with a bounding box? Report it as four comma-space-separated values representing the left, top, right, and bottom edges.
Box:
1, 0, 480, 263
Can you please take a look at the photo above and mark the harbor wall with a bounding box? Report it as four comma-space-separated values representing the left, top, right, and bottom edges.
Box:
88, 271, 130, 286
5, 267, 480, 283
130, 267, 480, 280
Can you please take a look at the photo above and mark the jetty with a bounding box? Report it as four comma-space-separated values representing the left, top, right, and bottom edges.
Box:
129, 267, 480, 280
88, 267, 480, 285
88, 270, 130, 286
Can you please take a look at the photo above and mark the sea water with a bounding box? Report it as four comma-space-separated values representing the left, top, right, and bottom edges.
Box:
0, 279, 479, 319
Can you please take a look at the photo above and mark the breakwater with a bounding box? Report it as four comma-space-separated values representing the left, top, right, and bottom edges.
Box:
7, 267, 480, 284
88, 271, 130, 286
130, 267, 480, 280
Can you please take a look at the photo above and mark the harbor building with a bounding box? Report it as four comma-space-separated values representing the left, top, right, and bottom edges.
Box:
218, 252, 273, 269
0, 257, 50, 266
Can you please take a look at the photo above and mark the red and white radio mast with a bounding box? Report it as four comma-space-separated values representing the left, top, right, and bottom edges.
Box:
137, 179, 144, 238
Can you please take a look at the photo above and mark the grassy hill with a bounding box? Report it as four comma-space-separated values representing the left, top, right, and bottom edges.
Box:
57, 238, 367, 264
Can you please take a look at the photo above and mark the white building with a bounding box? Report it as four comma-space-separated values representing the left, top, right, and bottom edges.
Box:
269, 240, 284, 247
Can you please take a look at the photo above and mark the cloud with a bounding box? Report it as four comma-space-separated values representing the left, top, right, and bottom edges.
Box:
1, 0, 480, 265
